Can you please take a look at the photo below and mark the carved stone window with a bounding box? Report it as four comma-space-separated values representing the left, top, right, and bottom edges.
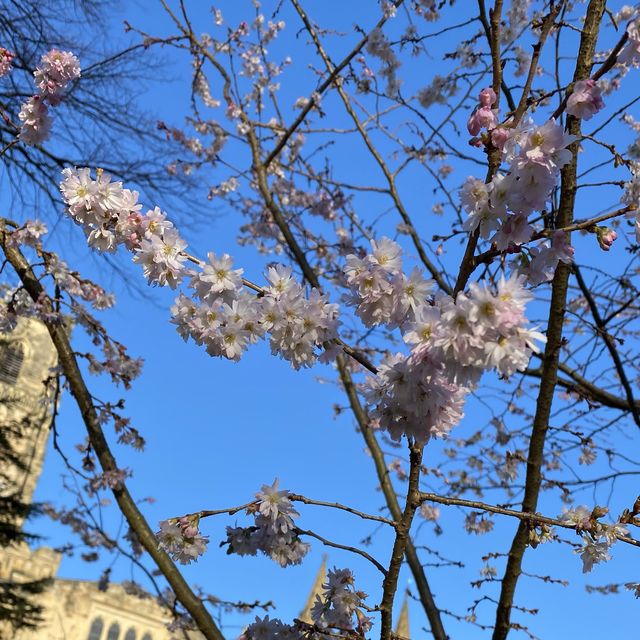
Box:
106, 622, 121, 640
124, 628, 136, 640
0, 341, 24, 385
87, 617, 104, 640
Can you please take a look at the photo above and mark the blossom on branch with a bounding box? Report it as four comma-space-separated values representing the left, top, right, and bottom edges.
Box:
16, 48, 81, 144
156, 515, 209, 565
33, 48, 81, 104
311, 567, 371, 632
566, 79, 605, 120
223, 479, 309, 567
346, 239, 544, 442
18, 96, 52, 145
0, 47, 14, 77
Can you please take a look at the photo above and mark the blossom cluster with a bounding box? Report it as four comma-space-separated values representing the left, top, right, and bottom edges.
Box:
560, 506, 629, 573
502, 0, 531, 43
0, 47, 14, 77
60, 167, 340, 369
42, 251, 115, 311
364, 351, 467, 443
243, 616, 301, 640
242, 569, 370, 640
2, 219, 48, 249
175, 262, 339, 368
461, 117, 577, 283
345, 238, 545, 442
224, 479, 310, 567
156, 515, 209, 565
86, 339, 143, 389
467, 87, 498, 137
61, 167, 188, 285
310, 567, 371, 632
33, 49, 81, 104
365, 28, 401, 95
17, 49, 80, 145
0, 221, 118, 343
343, 236, 433, 328
407, 274, 545, 380
520, 230, 574, 286
88, 468, 131, 494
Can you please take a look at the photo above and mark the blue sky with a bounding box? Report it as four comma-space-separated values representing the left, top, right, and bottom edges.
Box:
6, 0, 639, 637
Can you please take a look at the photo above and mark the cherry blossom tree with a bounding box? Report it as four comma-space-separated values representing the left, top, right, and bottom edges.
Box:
2, 1, 640, 639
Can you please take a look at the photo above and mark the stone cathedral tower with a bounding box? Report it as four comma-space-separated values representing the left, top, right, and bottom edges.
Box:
0, 317, 58, 512
0, 318, 62, 638
0, 317, 60, 568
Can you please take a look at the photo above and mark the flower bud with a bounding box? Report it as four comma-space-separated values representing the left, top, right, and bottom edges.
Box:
491, 126, 509, 150
595, 226, 617, 251
478, 86, 497, 107
591, 505, 609, 519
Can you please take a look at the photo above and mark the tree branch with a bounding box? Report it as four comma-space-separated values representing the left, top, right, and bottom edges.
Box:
492, 4, 607, 638
0, 220, 225, 640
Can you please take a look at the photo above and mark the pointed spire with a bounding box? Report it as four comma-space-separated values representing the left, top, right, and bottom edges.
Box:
394, 592, 410, 640
298, 555, 327, 623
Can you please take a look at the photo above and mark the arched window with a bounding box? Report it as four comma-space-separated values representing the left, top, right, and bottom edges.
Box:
124, 629, 136, 640
141, 633, 152, 640
106, 622, 121, 640
87, 617, 104, 640
0, 342, 24, 385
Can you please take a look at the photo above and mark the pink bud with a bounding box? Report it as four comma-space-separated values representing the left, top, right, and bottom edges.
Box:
478, 87, 497, 107
476, 106, 497, 129
595, 226, 617, 251
467, 106, 497, 136
491, 126, 509, 150
182, 525, 199, 538
467, 109, 482, 136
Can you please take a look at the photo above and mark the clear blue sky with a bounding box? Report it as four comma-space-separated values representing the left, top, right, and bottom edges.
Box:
12, 0, 639, 637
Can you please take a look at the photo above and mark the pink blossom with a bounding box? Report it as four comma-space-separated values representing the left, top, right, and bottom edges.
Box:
311, 567, 369, 631
0, 47, 14, 77
18, 95, 52, 145
578, 540, 611, 573
520, 119, 575, 169
224, 480, 309, 567
33, 48, 81, 104
566, 79, 604, 120
491, 126, 509, 150
524, 232, 574, 285
493, 214, 534, 250
156, 516, 209, 565
468, 87, 498, 136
